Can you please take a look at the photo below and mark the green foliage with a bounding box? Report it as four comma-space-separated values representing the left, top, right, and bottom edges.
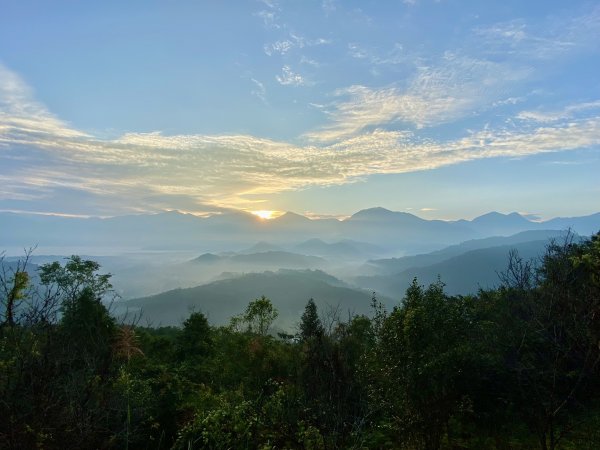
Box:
231, 295, 278, 336
39, 255, 114, 303
299, 298, 324, 342
2, 235, 600, 449
4, 270, 29, 326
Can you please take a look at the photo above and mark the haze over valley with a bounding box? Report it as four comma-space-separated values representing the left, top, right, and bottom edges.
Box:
3, 207, 597, 327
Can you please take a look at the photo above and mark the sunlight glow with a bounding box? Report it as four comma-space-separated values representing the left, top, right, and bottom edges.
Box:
252, 210, 277, 220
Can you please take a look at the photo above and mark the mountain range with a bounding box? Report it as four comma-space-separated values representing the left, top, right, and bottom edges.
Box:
121, 269, 383, 328
2, 208, 599, 256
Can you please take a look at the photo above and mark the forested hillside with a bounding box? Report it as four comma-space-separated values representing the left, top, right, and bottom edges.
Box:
1, 233, 600, 449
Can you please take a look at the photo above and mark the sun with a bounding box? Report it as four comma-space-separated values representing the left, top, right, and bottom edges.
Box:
252, 210, 276, 220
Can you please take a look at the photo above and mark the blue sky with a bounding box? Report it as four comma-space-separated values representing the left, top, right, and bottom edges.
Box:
0, 0, 599, 220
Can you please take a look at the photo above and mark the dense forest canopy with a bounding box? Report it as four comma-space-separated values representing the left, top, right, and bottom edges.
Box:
1, 233, 600, 449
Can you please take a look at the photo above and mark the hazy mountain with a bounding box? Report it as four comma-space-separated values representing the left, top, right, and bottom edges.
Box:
340, 207, 479, 253
467, 212, 535, 236
367, 230, 574, 275
122, 269, 387, 328
545, 213, 600, 236
238, 241, 283, 254
191, 251, 327, 269
2, 208, 599, 256
292, 238, 375, 260
354, 239, 554, 299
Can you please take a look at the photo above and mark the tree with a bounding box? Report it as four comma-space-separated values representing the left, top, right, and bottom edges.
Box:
371, 278, 485, 449
39, 255, 114, 306
299, 298, 324, 342
177, 311, 213, 359
0, 249, 32, 327
238, 296, 278, 336
500, 233, 600, 450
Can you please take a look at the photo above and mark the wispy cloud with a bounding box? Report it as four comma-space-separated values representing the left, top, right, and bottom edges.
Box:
264, 33, 331, 56
250, 78, 268, 104
321, 0, 337, 14
2, 63, 600, 215
306, 53, 529, 142
254, 10, 280, 29
474, 6, 600, 59
516, 100, 600, 123
264, 39, 294, 56
275, 65, 307, 86
0, 64, 88, 141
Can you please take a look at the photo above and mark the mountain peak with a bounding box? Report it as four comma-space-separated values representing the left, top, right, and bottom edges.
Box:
273, 211, 311, 223
472, 211, 530, 223
349, 207, 423, 223
350, 207, 394, 219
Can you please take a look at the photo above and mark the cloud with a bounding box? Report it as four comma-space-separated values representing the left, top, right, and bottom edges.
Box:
0, 64, 88, 141
322, 0, 337, 14
264, 33, 331, 56
275, 65, 307, 86
300, 56, 320, 67
264, 40, 294, 56
516, 100, 600, 123
474, 6, 600, 59
348, 43, 369, 59
250, 78, 268, 104
305, 53, 530, 142
2, 63, 600, 215
255, 10, 280, 29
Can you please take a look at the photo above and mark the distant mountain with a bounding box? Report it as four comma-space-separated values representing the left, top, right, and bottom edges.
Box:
122, 269, 387, 328
545, 213, 600, 236
348, 207, 411, 222
271, 211, 312, 226
238, 241, 283, 254
191, 251, 327, 270
354, 239, 557, 298
230, 251, 326, 267
293, 238, 373, 260
467, 212, 535, 236
2, 208, 599, 256
341, 208, 478, 253
192, 253, 221, 264
367, 230, 574, 275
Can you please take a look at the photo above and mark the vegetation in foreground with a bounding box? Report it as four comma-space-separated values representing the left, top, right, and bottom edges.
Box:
1, 233, 599, 449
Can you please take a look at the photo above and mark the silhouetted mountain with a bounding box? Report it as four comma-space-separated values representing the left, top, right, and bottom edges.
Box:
272, 211, 313, 226
348, 207, 409, 221
355, 239, 557, 298
123, 269, 387, 328
545, 213, 600, 236
2, 208, 598, 256
192, 253, 221, 264
468, 212, 535, 235
341, 207, 477, 253
367, 230, 574, 275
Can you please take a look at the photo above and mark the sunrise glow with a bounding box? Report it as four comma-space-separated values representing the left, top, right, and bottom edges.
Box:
252, 210, 278, 220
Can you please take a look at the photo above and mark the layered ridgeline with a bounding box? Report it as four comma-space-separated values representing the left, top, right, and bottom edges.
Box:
117, 229, 578, 327
2, 208, 599, 329
120, 269, 385, 328
2, 207, 600, 254
3, 228, 592, 327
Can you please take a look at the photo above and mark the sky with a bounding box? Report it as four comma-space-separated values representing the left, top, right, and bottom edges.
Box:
0, 0, 599, 221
